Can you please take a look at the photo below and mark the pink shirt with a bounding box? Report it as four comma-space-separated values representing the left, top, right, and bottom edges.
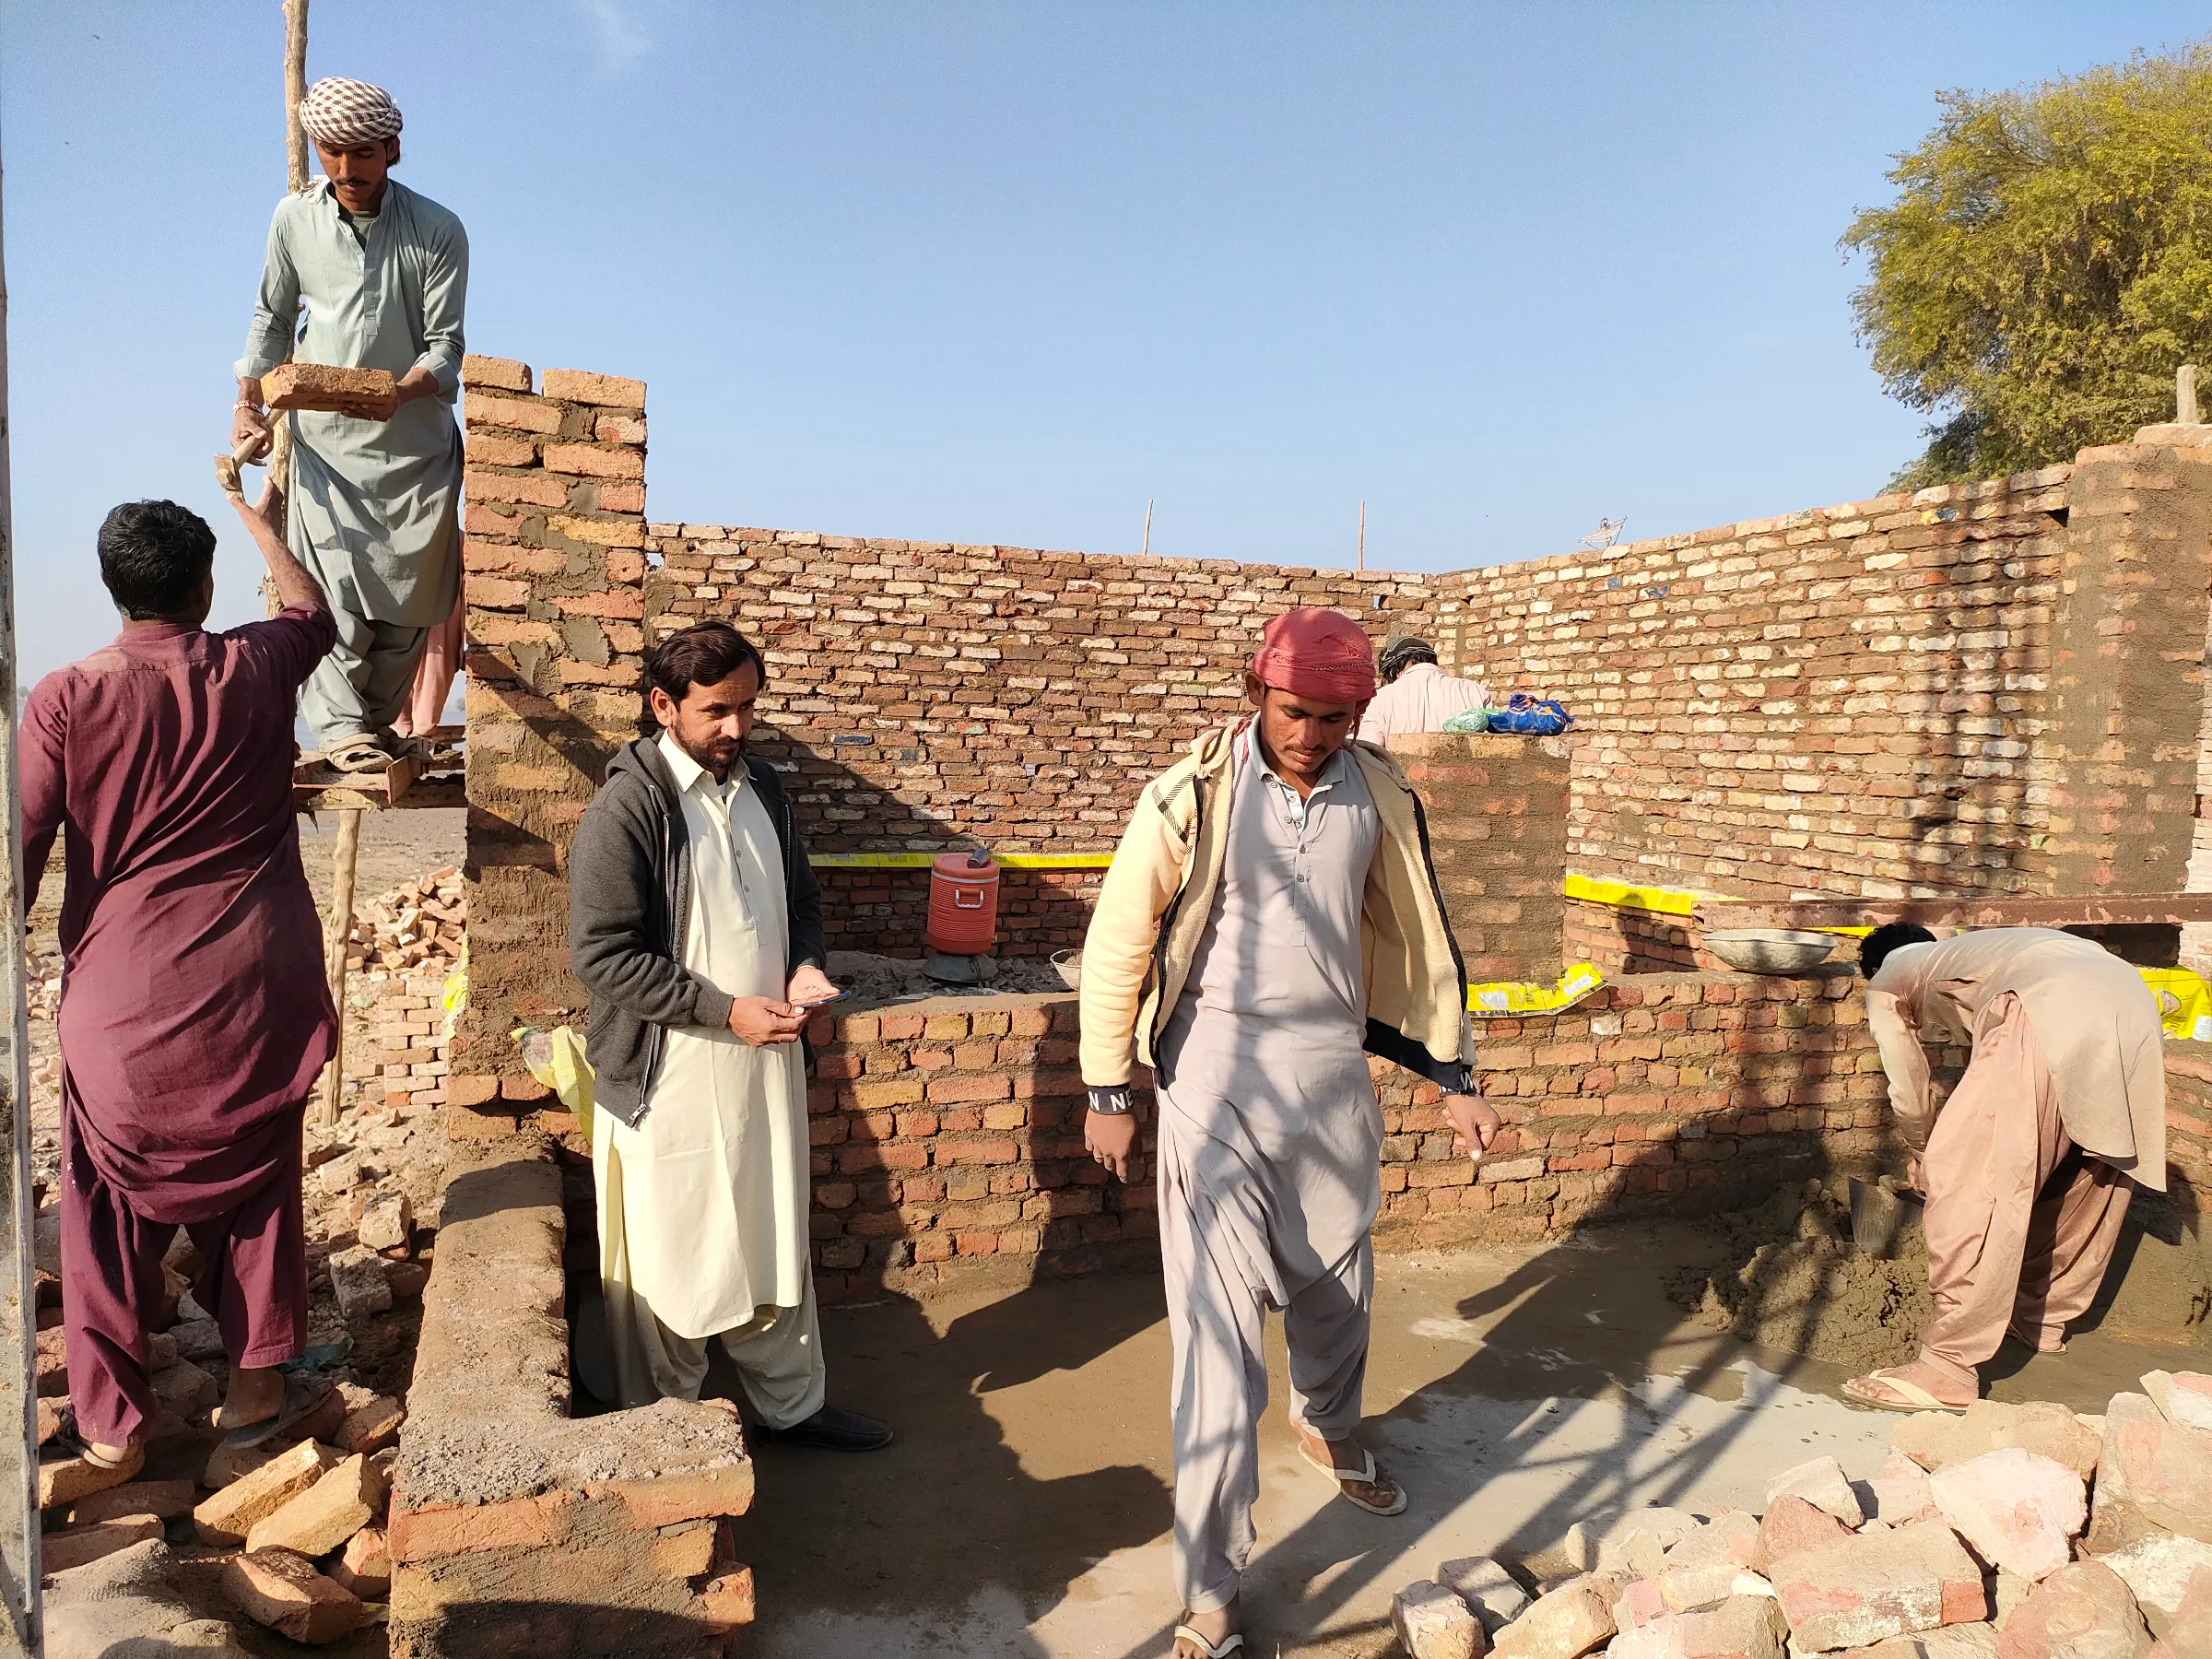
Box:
1356, 662, 1489, 748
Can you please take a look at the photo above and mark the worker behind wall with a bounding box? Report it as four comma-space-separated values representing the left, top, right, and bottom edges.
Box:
231, 76, 466, 771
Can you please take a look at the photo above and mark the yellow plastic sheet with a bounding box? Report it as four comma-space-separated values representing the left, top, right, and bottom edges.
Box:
2140, 967, 2212, 1042
440, 945, 467, 1046
514, 1024, 597, 1142
1468, 962, 1606, 1016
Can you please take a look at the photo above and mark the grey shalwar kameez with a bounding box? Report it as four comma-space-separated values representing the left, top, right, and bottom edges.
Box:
237, 178, 465, 747
1155, 731, 1383, 1615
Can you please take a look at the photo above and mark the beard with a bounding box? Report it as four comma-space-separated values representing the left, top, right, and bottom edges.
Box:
674, 726, 743, 780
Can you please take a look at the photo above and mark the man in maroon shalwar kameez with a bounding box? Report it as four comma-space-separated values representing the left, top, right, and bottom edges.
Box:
22, 487, 336, 1480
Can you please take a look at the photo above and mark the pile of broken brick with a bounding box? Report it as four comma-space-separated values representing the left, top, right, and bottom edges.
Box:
32, 1203, 428, 1644
41, 1380, 405, 1644
1392, 1372, 2212, 1658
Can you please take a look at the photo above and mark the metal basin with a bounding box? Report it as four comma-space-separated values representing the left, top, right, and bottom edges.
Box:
1702, 928, 1839, 974
1052, 949, 1083, 991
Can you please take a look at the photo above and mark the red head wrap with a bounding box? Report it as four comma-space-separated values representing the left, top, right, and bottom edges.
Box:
1251, 607, 1377, 703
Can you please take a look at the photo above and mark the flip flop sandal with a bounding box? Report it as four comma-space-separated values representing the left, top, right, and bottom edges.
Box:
41, 1423, 145, 1489
218, 1376, 335, 1450
324, 736, 394, 774
1841, 1368, 1971, 1413
1295, 1437, 1408, 1517
1171, 1626, 1244, 1657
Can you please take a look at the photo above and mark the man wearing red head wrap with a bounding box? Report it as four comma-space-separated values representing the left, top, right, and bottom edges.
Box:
1078, 607, 1500, 1657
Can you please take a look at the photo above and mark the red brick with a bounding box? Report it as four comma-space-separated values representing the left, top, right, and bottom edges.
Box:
543, 442, 645, 479
388, 1491, 576, 1561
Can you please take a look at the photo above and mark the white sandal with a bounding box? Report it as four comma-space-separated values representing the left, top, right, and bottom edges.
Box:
1841, 1367, 1971, 1413
1171, 1625, 1244, 1657
1295, 1434, 1408, 1516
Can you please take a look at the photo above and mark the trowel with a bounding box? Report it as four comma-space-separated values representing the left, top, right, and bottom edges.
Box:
1848, 1175, 1922, 1258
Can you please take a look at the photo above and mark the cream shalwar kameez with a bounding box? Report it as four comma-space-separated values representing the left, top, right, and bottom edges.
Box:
593, 732, 825, 1427
1156, 731, 1382, 1616
1867, 928, 2166, 1391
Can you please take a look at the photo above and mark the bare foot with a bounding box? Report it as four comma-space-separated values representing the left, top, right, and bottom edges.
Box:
1171, 1599, 1242, 1657
1295, 1426, 1405, 1513
1841, 1358, 1976, 1411
215, 1363, 285, 1430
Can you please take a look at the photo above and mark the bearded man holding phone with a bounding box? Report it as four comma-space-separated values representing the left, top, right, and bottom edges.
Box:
569, 620, 890, 1450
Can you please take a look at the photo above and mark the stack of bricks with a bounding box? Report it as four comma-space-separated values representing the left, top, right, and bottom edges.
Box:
453, 355, 648, 1111
1428, 470, 2070, 904
347, 970, 453, 1116
644, 527, 1435, 956
1389, 731, 1571, 983
802, 998, 1156, 1301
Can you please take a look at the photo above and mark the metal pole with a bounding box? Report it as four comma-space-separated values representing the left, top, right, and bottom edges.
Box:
0, 128, 45, 1659
314, 807, 362, 1129
1141, 499, 1152, 558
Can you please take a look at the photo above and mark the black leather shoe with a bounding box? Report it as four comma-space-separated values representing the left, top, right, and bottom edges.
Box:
753, 1404, 894, 1452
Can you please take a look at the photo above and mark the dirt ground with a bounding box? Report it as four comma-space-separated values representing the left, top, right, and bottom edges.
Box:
741, 1220, 2210, 1659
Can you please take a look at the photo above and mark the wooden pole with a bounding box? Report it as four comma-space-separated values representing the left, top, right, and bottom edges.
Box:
1357, 500, 1366, 572
1142, 499, 1153, 557
2182, 363, 2201, 426
267, 0, 310, 504
0, 130, 43, 1659
315, 807, 362, 1128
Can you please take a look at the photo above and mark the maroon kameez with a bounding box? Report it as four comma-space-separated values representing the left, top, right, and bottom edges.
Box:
21, 606, 337, 1445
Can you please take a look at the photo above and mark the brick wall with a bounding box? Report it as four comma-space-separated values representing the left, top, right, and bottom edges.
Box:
643, 525, 1435, 957
455, 356, 650, 1097
1429, 470, 2071, 903
798, 971, 1893, 1297
1391, 731, 1571, 983
2041, 441, 2212, 895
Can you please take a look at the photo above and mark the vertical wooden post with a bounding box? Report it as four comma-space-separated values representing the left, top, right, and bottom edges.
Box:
315, 807, 362, 1128
1141, 498, 1153, 557
1357, 500, 1366, 571
2182, 363, 2200, 426
0, 133, 43, 1659
267, 0, 311, 504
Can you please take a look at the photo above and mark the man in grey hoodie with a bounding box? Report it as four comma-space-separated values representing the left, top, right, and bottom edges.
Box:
570, 620, 890, 1452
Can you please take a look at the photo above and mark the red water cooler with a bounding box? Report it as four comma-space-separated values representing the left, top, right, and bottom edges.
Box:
926, 851, 1001, 965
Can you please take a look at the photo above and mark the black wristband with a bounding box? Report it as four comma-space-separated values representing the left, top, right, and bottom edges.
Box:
1087, 1086, 1133, 1116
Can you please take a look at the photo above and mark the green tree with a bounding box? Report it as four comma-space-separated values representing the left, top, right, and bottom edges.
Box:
1844, 41, 2212, 488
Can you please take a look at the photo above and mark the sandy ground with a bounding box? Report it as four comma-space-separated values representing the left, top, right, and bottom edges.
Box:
737, 1220, 2206, 1659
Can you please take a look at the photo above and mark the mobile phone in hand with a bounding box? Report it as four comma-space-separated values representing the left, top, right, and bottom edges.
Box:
797, 990, 850, 1009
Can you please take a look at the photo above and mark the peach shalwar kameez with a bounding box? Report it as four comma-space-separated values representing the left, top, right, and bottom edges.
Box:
1866, 927, 2165, 1392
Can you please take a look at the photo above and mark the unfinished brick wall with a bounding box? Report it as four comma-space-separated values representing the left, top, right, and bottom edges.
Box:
800, 971, 1893, 1294
2041, 439, 2212, 895
1429, 470, 2070, 902
643, 524, 1435, 956
1390, 731, 1570, 983
454, 355, 649, 1099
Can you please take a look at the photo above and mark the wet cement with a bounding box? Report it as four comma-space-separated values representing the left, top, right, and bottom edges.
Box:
735, 1222, 2207, 1659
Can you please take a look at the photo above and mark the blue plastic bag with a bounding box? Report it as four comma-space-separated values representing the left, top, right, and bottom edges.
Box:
1484, 694, 1573, 736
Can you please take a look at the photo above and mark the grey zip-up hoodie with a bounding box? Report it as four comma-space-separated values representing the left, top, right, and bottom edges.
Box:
568, 736, 827, 1127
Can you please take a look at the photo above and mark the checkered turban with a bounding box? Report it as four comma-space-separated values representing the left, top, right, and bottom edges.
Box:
298, 77, 403, 148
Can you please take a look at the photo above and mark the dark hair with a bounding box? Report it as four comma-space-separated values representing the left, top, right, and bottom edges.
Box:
1378, 636, 1439, 683
637, 620, 766, 735
1859, 922, 1936, 980
99, 500, 217, 620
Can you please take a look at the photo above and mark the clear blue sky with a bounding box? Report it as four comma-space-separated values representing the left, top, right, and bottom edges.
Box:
2, 2, 2201, 686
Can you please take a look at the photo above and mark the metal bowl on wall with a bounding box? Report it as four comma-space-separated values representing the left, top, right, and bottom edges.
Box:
1701, 928, 1840, 974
